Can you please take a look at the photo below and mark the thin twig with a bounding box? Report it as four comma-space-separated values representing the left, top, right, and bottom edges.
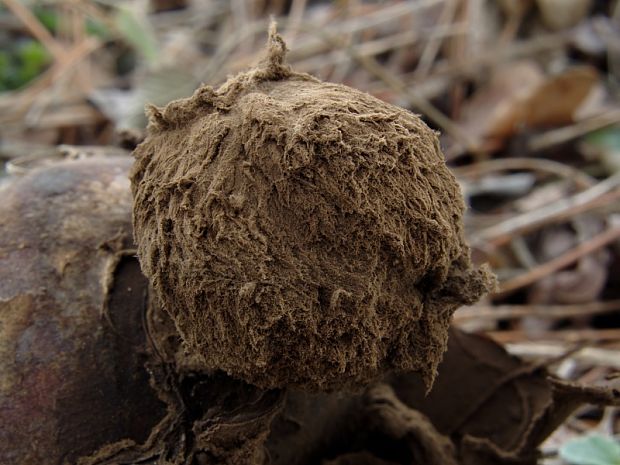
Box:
232, 0, 252, 53
497, 226, 620, 295
292, 24, 467, 73
529, 109, 620, 151
455, 299, 620, 322
472, 170, 620, 248
287, 0, 446, 61
285, 0, 308, 47
453, 157, 597, 190
414, 0, 459, 77
510, 235, 538, 269
504, 343, 620, 369
487, 328, 620, 344
429, 30, 571, 81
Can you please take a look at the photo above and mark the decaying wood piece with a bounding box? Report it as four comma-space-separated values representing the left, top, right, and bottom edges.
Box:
0, 157, 285, 465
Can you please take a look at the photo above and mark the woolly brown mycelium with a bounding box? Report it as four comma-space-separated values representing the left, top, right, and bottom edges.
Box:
131, 25, 495, 391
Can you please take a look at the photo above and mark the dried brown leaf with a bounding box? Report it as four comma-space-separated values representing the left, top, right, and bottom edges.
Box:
459, 62, 598, 144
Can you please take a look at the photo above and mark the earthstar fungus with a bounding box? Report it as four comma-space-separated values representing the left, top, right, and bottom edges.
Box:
130, 25, 495, 391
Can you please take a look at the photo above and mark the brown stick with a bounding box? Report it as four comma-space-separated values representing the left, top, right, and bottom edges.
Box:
503, 343, 620, 369
455, 299, 620, 322
529, 109, 620, 152
487, 328, 620, 344
453, 157, 597, 190
472, 171, 620, 249
496, 227, 620, 295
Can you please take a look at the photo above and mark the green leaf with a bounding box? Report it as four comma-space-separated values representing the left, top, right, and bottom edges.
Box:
583, 126, 620, 175
0, 51, 14, 91
85, 17, 111, 40
17, 40, 50, 85
559, 434, 620, 465
113, 4, 158, 66
584, 127, 620, 152
33, 6, 59, 33
18, 40, 49, 68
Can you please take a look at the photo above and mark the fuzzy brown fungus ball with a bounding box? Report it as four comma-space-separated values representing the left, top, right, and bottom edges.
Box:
131, 27, 495, 391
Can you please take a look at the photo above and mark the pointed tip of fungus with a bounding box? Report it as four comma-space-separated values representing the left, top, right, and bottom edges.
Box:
256, 20, 291, 79
267, 19, 287, 65
141, 23, 298, 132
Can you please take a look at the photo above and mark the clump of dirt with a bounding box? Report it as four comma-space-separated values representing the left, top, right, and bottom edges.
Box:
131, 25, 495, 391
